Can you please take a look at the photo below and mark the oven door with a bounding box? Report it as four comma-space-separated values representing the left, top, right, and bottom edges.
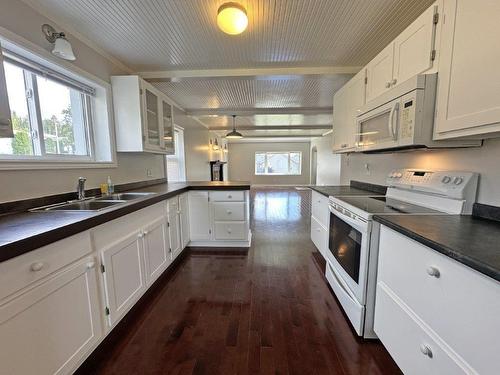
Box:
327, 205, 371, 305
356, 98, 400, 152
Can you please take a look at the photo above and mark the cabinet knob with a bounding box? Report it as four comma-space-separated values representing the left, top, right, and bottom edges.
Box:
86, 261, 96, 270
143, 230, 149, 235
30, 262, 45, 272
227, 228, 232, 233
316, 228, 321, 232
391, 78, 398, 86
227, 210, 232, 214
426, 266, 440, 278
138, 232, 144, 238
420, 344, 433, 358
228, 195, 232, 199
385, 82, 391, 88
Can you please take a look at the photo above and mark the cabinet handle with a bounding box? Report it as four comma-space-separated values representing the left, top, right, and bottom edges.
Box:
143, 230, 149, 235
420, 344, 433, 358
228, 195, 232, 199
227, 228, 232, 233
30, 262, 44, 272
316, 228, 321, 232
138, 232, 144, 238
86, 261, 96, 270
426, 266, 440, 278
391, 78, 397, 86
385, 82, 391, 88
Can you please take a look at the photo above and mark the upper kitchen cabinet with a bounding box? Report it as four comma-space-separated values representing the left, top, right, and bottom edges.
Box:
332, 69, 366, 152
433, 0, 500, 139
366, 3, 439, 102
111, 75, 175, 154
0, 44, 13, 138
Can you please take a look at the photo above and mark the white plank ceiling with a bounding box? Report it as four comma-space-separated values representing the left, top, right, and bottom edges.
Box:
23, 0, 434, 138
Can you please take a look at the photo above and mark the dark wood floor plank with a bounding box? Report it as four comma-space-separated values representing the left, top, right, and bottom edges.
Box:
76, 187, 401, 375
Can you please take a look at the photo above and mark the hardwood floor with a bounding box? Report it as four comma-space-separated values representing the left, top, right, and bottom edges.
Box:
76, 187, 401, 375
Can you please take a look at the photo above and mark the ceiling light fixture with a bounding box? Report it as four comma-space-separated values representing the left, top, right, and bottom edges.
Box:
226, 115, 244, 139
42, 24, 76, 61
217, 2, 248, 35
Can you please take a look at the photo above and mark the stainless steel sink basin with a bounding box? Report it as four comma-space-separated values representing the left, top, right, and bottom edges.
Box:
95, 192, 155, 201
44, 200, 124, 212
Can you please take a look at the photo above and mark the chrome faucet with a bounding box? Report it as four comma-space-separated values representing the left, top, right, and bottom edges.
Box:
77, 177, 86, 200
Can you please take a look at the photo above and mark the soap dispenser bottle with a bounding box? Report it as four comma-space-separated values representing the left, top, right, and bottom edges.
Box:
107, 176, 114, 194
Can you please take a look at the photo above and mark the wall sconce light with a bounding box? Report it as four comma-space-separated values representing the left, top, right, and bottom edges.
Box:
223, 143, 228, 153
213, 138, 220, 151
42, 24, 76, 61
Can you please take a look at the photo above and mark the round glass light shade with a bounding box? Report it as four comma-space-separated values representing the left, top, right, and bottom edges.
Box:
217, 2, 248, 35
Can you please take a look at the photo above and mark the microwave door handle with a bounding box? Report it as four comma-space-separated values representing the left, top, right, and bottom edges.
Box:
388, 102, 399, 140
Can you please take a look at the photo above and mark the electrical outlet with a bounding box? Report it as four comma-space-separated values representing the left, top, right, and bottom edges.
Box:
146, 169, 153, 177
364, 163, 371, 176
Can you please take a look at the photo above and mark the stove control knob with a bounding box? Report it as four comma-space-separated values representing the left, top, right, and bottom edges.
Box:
453, 177, 464, 185
441, 176, 452, 184
396, 172, 403, 178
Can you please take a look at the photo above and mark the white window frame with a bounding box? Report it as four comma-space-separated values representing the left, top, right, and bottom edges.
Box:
0, 29, 116, 170
255, 151, 302, 176
165, 125, 186, 182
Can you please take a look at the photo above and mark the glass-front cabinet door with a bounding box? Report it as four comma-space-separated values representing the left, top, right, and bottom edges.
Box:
161, 100, 174, 154
142, 87, 162, 151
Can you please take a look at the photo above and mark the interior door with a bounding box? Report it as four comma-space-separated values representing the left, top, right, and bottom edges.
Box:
366, 43, 395, 102
167, 197, 182, 260
143, 217, 170, 286
0, 257, 102, 375
179, 192, 190, 249
393, 5, 437, 86
434, 0, 500, 136
101, 230, 146, 326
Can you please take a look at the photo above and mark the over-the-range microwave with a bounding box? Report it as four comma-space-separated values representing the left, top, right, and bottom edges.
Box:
355, 74, 480, 152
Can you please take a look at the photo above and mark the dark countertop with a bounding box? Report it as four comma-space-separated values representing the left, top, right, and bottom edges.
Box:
310, 185, 382, 197
374, 214, 500, 283
0, 181, 250, 262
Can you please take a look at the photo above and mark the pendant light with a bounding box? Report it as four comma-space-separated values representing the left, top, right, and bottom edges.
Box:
217, 2, 248, 35
225, 115, 243, 139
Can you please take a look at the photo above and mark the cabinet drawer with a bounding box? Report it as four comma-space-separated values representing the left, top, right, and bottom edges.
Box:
213, 202, 245, 221
374, 283, 470, 375
0, 231, 91, 301
378, 226, 500, 374
210, 190, 245, 202
311, 216, 328, 258
214, 222, 247, 240
311, 191, 329, 227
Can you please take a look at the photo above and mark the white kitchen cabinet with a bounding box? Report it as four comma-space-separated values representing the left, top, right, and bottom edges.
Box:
433, 0, 500, 139
310, 191, 330, 258
100, 229, 146, 326
143, 217, 170, 286
375, 225, 500, 374
167, 197, 182, 260
0, 42, 13, 138
332, 69, 366, 152
179, 192, 190, 249
188, 191, 211, 241
0, 256, 103, 375
366, 43, 395, 102
111, 75, 175, 154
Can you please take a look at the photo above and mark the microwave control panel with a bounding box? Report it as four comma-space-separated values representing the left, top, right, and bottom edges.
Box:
400, 97, 416, 139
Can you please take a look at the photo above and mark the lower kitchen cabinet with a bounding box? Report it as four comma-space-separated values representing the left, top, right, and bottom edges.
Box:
310, 191, 329, 258
167, 197, 182, 260
143, 216, 171, 286
100, 229, 146, 326
0, 256, 102, 375
179, 192, 190, 249
375, 225, 500, 374
188, 191, 211, 241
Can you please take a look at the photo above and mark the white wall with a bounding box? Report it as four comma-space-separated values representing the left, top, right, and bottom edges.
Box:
310, 136, 341, 185
228, 141, 311, 185
340, 138, 500, 206
0, 0, 166, 203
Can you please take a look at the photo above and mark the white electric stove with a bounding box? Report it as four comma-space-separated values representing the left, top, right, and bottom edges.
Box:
325, 169, 479, 338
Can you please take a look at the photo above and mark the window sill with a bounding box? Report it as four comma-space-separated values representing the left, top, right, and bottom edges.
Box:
255, 173, 302, 176
0, 160, 117, 170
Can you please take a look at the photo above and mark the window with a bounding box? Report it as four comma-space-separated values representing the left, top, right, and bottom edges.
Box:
0, 50, 95, 161
166, 127, 186, 182
255, 151, 302, 175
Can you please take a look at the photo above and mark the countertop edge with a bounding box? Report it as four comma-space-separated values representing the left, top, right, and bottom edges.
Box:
373, 215, 500, 283
0, 183, 250, 262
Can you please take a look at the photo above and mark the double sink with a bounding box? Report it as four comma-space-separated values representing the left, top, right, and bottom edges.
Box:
32, 192, 155, 212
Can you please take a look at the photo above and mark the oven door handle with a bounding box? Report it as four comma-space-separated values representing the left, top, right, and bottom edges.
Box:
329, 205, 367, 233
326, 259, 360, 305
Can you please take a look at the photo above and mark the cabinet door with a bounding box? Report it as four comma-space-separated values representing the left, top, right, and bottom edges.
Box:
366, 43, 394, 102
434, 0, 500, 138
161, 100, 175, 154
101, 230, 146, 326
142, 85, 162, 151
0, 43, 13, 137
143, 217, 170, 286
188, 191, 211, 240
167, 197, 182, 260
392, 5, 438, 87
179, 192, 190, 249
332, 69, 366, 152
0, 257, 102, 375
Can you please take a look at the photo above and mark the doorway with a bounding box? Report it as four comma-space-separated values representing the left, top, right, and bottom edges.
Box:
311, 146, 318, 185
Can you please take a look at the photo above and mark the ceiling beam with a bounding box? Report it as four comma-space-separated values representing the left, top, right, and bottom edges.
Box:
207, 125, 331, 131
139, 66, 362, 81
187, 107, 332, 116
